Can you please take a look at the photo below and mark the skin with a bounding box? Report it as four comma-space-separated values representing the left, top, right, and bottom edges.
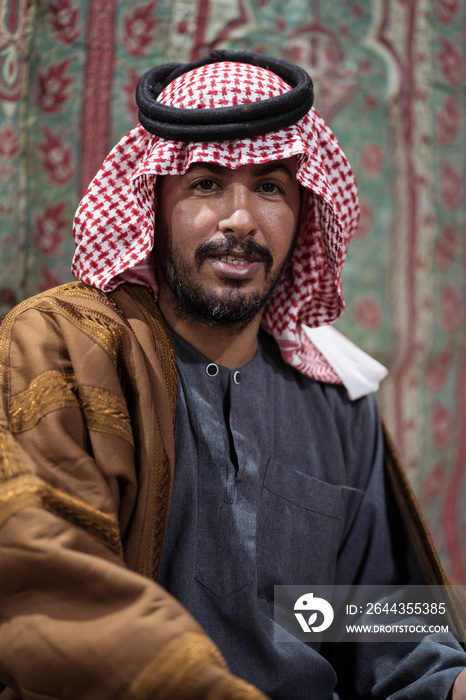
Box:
153, 157, 304, 368
453, 669, 466, 699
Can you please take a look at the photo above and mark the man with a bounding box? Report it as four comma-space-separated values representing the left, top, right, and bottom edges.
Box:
0, 51, 465, 699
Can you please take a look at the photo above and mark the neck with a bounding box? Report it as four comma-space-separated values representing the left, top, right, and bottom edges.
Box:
157, 298, 262, 368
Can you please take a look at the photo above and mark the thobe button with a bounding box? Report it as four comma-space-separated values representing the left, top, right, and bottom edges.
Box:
233, 370, 241, 384
206, 363, 219, 377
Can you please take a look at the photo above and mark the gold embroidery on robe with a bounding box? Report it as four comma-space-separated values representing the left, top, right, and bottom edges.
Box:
77, 384, 134, 445
0, 472, 123, 557
9, 370, 77, 432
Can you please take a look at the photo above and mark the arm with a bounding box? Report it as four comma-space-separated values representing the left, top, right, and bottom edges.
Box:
0, 291, 268, 700
453, 669, 466, 700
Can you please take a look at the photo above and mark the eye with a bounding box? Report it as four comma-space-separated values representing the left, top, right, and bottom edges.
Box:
257, 181, 283, 195
193, 179, 219, 191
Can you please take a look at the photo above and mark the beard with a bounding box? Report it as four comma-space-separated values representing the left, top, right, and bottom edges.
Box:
154, 229, 297, 329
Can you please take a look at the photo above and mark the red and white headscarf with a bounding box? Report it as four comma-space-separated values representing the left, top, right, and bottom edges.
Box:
72, 60, 361, 385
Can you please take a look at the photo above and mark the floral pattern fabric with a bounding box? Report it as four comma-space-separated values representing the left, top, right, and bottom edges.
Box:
0, 0, 464, 580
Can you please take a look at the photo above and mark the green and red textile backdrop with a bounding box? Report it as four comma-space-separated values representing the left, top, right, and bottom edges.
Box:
0, 0, 464, 579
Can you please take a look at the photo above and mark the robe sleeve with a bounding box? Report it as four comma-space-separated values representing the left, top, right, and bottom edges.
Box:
0, 292, 268, 700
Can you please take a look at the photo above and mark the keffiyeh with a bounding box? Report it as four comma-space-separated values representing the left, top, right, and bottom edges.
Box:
72, 55, 362, 385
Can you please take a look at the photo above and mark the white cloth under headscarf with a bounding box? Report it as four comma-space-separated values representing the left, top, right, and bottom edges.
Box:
72, 60, 387, 397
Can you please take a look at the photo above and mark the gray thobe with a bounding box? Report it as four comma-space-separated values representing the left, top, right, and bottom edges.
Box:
157, 329, 465, 699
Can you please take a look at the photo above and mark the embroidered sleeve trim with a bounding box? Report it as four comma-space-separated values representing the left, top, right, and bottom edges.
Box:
128, 631, 227, 700
9, 371, 134, 445
0, 424, 27, 480
9, 370, 77, 432
77, 384, 134, 445
204, 676, 269, 700
0, 472, 123, 557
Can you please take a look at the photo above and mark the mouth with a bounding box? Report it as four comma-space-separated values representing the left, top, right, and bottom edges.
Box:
214, 253, 260, 266
195, 237, 274, 280
207, 251, 263, 280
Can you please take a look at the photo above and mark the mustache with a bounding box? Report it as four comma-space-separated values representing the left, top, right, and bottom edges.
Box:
195, 235, 274, 274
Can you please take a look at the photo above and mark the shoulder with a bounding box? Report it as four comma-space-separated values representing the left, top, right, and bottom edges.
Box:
0, 283, 138, 403
1, 281, 129, 330
0, 282, 177, 427
0, 282, 155, 362
261, 329, 380, 429
318, 380, 380, 431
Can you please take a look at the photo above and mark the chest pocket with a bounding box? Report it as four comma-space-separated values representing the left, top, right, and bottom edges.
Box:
257, 462, 343, 602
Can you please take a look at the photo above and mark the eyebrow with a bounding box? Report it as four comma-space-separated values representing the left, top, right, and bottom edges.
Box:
253, 161, 295, 178
187, 161, 295, 179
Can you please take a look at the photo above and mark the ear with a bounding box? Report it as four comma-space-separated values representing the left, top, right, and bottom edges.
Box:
296, 187, 310, 246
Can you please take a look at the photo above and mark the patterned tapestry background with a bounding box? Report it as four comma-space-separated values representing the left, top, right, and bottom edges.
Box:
0, 0, 464, 580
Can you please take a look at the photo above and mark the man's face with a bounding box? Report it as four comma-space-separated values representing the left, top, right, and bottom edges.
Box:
154, 157, 302, 328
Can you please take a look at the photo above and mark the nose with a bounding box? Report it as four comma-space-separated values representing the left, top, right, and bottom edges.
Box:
218, 186, 258, 239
